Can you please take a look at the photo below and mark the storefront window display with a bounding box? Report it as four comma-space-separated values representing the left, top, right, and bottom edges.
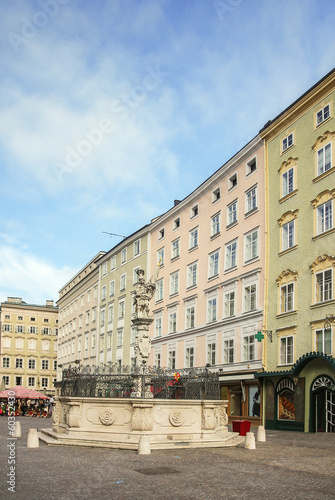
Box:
249, 385, 260, 417
277, 379, 295, 421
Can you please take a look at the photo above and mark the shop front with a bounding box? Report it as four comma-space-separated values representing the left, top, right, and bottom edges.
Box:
220, 372, 262, 428
256, 352, 335, 432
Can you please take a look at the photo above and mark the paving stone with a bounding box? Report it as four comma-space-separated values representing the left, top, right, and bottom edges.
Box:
0, 417, 334, 499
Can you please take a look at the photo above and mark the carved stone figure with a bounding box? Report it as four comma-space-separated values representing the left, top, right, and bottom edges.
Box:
67, 402, 82, 428
99, 408, 116, 426
132, 404, 153, 431
169, 410, 184, 427
133, 268, 159, 319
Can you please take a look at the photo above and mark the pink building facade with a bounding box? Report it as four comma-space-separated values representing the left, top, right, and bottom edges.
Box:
149, 135, 265, 425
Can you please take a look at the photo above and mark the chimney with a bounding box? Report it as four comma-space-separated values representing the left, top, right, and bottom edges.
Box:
46, 300, 54, 307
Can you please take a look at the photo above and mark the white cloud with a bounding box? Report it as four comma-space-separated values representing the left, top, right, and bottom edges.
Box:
0, 246, 76, 305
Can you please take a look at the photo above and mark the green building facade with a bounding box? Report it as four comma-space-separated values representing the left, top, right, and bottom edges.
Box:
258, 69, 335, 432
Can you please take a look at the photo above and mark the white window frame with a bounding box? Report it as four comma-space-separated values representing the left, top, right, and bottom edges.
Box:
223, 338, 234, 364
243, 283, 257, 312
280, 283, 295, 314
245, 185, 258, 214
224, 290, 235, 318
207, 297, 217, 323
110, 255, 116, 270
120, 273, 126, 291
121, 248, 127, 264
110, 280, 115, 296
156, 278, 164, 302
244, 228, 259, 263
282, 220, 295, 251
315, 328, 332, 355
207, 342, 216, 365
282, 132, 294, 152
154, 316, 162, 337
185, 346, 194, 368
157, 247, 165, 266
187, 262, 198, 288
279, 336, 294, 365
317, 200, 333, 234
246, 157, 257, 176
212, 187, 221, 203
171, 238, 180, 259
168, 310, 177, 334
243, 334, 256, 361
190, 204, 199, 219
189, 227, 199, 250
185, 304, 195, 329
225, 239, 237, 270
211, 212, 220, 236
316, 103, 330, 126
118, 300, 125, 319
170, 271, 179, 296
227, 199, 238, 226
208, 250, 220, 278
315, 269, 333, 303
133, 239, 141, 256
228, 173, 237, 191
317, 143, 332, 176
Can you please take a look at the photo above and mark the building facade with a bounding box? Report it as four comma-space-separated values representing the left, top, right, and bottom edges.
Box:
149, 135, 265, 426
257, 69, 335, 432
57, 252, 105, 376
96, 225, 150, 368
0, 297, 58, 394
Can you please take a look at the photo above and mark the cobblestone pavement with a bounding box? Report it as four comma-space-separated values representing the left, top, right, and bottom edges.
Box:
0, 417, 334, 500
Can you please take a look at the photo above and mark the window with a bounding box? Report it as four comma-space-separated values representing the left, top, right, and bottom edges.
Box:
168, 350, 176, 370
316, 103, 330, 126
244, 228, 259, 262
317, 200, 333, 234
282, 167, 294, 197
101, 285, 106, 300
154, 352, 161, 368
110, 255, 116, 270
5, 315, 10, 319
16, 325, 24, 333
100, 309, 105, 326
131, 327, 137, 344
227, 200, 238, 226
316, 328, 332, 354
28, 377, 35, 387
316, 269, 332, 302
3, 376, 9, 386
317, 143, 332, 176
92, 333, 96, 349
107, 333, 112, 350
121, 248, 127, 264
41, 378, 48, 388
118, 300, 125, 319
187, 262, 198, 288
156, 278, 164, 301
3, 324, 12, 332
16, 359, 23, 369
189, 227, 198, 249
207, 298, 217, 323
28, 326, 37, 334
42, 359, 49, 370
173, 217, 180, 230
280, 283, 295, 313
108, 304, 114, 323
28, 359, 36, 369
245, 185, 257, 214
168, 311, 177, 333
282, 132, 293, 152
102, 262, 107, 276
92, 308, 96, 322
158, 228, 165, 240
3, 357, 10, 368
280, 336, 294, 364
211, 212, 220, 236
225, 240, 237, 270
185, 305, 195, 329
224, 291, 235, 317
85, 334, 89, 351
134, 239, 141, 256
54, 360, 57, 370
171, 238, 180, 259
212, 187, 221, 202
191, 204, 198, 218
133, 267, 140, 284
244, 284, 257, 312
157, 247, 165, 266
170, 271, 179, 296
120, 273, 126, 291
16, 338, 23, 349
223, 339, 234, 364
18, 316, 23, 320
2, 338, 10, 348
44, 318, 49, 323
246, 157, 257, 175
207, 342, 216, 365
117, 329, 123, 347
85, 312, 90, 325
243, 335, 255, 361
282, 220, 295, 250
208, 250, 220, 278
185, 347, 194, 368
28, 339, 36, 350
155, 317, 162, 337
110, 280, 115, 296
228, 173, 237, 190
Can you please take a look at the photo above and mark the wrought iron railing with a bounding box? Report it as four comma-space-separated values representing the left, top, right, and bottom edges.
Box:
56, 364, 220, 400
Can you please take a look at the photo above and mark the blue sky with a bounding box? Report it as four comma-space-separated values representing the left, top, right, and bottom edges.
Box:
0, 0, 334, 304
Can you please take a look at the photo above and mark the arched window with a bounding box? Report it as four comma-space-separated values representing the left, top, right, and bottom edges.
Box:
277, 378, 295, 421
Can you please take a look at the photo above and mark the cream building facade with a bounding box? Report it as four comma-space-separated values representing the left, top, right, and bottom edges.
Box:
0, 297, 58, 394
149, 135, 265, 425
57, 252, 105, 376
96, 225, 150, 368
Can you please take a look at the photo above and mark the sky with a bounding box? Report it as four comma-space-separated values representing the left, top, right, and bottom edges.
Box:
0, 0, 334, 305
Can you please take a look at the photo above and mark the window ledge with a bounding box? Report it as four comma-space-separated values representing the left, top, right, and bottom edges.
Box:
243, 257, 260, 267
169, 293, 179, 299
226, 221, 238, 230
244, 208, 258, 219
276, 310, 297, 319
279, 189, 298, 204
279, 245, 297, 256
171, 255, 180, 262
280, 144, 295, 156
310, 299, 335, 309
315, 115, 333, 129
186, 284, 197, 292
210, 232, 221, 240
312, 227, 335, 241
313, 165, 335, 183
208, 274, 219, 282
224, 266, 238, 274
188, 245, 198, 253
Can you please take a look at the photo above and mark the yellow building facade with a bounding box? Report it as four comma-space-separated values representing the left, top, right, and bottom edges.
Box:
0, 297, 58, 394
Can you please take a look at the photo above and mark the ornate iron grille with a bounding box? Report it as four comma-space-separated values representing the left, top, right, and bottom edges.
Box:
57, 364, 220, 400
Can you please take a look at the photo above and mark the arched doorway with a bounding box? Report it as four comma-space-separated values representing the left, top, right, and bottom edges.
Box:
311, 376, 335, 433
